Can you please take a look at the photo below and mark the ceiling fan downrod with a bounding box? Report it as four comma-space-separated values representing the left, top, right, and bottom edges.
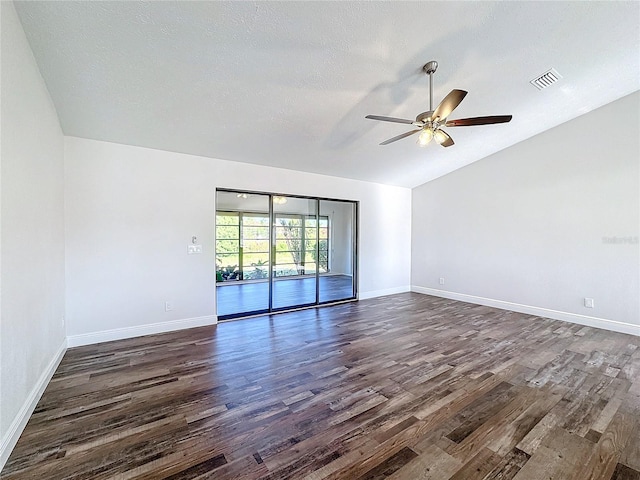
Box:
423, 61, 438, 112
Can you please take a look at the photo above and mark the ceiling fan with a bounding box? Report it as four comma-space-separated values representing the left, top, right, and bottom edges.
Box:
366, 61, 512, 147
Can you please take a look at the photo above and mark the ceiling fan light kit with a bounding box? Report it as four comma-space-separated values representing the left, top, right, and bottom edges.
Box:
366, 61, 513, 148
417, 128, 433, 146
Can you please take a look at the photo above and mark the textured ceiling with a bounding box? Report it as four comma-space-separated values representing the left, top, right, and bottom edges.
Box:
14, 1, 640, 188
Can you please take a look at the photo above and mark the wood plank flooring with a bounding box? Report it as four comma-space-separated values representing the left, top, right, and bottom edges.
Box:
3, 293, 639, 479
216, 274, 355, 317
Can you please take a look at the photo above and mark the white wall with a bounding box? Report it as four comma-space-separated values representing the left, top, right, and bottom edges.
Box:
412, 91, 640, 335
0, 1, 66, 468
64, 137, 412, 345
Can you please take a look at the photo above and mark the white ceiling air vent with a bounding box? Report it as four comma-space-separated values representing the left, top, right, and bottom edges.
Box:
530, 68, 562, 90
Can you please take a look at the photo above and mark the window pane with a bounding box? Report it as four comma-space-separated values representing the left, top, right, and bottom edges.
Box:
216, 239, 239, 254
305, 239, 317, 251
242, 239, 269, 253
242, 226, 269, 240
319, 227, 328, 239
319, 239, 328, 251
304, 262, 317, 273
319, 217, 328, 228
276, 217, 302, 227
276, 251, 298, 264
243, 253, 269, 266
216, 253, 239, 268
281, 241, 302, 254
275, 241, 290, 252
304, 251, 318, 263
305, 227, 317, 239
275, 226, 301, 239
216, 213, 239, 226
216, 225, 239, 239
305, 217, 317, 227
243, 215, 269, 226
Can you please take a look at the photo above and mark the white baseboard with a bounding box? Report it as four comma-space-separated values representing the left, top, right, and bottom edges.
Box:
411, 286, 639, 337
67, 315, 218, 347
360, 285, 411, 300
0, 339, 67, 471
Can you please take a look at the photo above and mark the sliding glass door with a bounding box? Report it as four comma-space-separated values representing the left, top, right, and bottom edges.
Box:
215, 190, 357, 319
215, 191, 271, 317
272, 196, 318, 310
319, 199, 356, 303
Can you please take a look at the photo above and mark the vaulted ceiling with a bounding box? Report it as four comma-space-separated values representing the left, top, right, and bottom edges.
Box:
14, 1, 640, 188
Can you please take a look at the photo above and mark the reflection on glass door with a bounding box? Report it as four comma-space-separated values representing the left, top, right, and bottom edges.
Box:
272, 196, 318, 310
215, 190, 357, 319
319, 199, 356, 303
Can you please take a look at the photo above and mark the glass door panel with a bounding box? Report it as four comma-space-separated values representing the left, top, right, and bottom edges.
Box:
272, 196, 318, 310
319, 199, 356, 303
215, 191, 271, 317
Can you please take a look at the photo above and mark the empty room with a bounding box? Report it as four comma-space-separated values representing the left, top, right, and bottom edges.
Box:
1, 1, 639, 479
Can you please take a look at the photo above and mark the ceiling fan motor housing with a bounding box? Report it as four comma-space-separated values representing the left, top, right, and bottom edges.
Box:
416, 111, 434, 124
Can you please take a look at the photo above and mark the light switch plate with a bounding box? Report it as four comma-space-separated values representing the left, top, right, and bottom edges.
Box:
188, 244, 203, 255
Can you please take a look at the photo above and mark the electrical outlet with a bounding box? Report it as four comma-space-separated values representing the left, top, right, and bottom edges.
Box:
439, 278, 445, 285
165, 301, 173, 312
584, 298, 594, 309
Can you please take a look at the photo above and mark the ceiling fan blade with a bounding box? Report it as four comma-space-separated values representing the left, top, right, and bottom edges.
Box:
380, 129, 421, 145
434, 129, 454, 147
445, 115, 513, 127
365, 115, 414, 125
432, 89, 468, 121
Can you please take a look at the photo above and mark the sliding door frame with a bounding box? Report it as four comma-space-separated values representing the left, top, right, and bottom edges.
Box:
216, 188, 358, 320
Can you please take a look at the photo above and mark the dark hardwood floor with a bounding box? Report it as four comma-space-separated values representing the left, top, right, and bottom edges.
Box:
3, 293, 639, 479
216, 274, 354, 317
